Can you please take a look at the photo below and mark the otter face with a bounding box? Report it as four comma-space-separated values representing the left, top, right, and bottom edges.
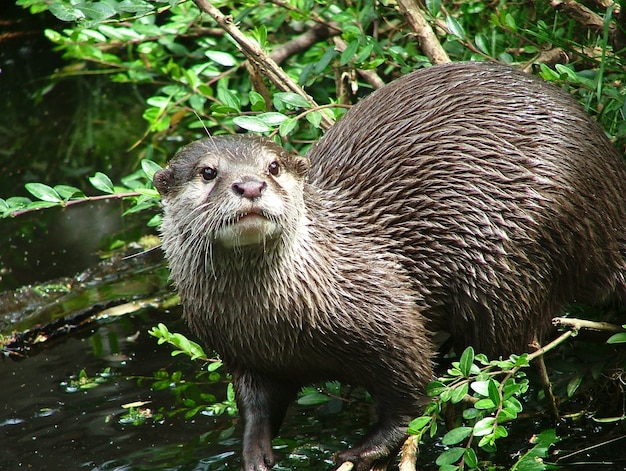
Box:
155, 136, 309, 250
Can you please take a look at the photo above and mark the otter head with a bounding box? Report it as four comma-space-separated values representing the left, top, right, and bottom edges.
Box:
154, 135, 310, 250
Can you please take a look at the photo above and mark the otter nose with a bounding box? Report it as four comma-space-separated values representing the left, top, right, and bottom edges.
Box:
232, 180, 266, 199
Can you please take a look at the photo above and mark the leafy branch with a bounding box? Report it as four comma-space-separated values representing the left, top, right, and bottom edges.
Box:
1, 159, 162, 222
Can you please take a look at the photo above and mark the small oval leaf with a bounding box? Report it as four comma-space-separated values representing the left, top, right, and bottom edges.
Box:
25, 183, 63, 203
233, 116, 271, 132
90, 172, 115, 194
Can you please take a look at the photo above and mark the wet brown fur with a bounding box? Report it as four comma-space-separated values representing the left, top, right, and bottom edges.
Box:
154, 62, 626, 470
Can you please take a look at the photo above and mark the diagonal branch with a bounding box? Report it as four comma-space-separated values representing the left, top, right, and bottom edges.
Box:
396, 0, 450, 64
192, 0, 335, 130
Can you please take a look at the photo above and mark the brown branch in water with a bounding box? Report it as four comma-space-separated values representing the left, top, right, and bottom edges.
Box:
192, 0, 334, 130
396, 0, 450, 64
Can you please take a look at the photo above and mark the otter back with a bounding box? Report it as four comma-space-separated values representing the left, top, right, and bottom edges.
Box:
307, 61, 626, 356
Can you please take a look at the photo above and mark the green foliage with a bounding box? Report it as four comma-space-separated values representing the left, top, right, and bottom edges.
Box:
298, 381, 343, 406
147, 324, 238, 419
61, 367, 115, 392
60, 354, 236, 426
149, 322, 215, 363
1, 159, 161, 223
409, 347, 559, 470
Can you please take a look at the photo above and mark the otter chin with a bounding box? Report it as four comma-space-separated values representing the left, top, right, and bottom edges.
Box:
216, 212, 282, 248
155, 62, 626, 471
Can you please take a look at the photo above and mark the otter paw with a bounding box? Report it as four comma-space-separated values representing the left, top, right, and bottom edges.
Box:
242, 445, 275, 471
335, 448, 392, 471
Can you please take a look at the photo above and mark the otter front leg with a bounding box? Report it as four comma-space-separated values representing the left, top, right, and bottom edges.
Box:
233, 371, 299, 471
335, 418, 409, 471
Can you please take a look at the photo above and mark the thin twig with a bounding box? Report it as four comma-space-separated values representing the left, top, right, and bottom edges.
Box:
553, 317, 624, 333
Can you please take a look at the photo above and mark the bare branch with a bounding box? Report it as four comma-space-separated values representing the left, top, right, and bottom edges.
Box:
550, 0, 617, 42
553, 317, 624, 333
270, 23, 339, 65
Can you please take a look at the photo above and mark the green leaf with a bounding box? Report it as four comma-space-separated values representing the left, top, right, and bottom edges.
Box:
207, 361, 222, 372
279, 117, 298, 137
216, 86, 241, 112
425, 0, 441, 17
297, 392, 331, 405
314, 47, 337, 74
473, 417, 496, 436
227, 382, 236, 402
607, 331, 626, 344
141, 159, 163, 181
427, 380, 447, 397
470, 380, 489, 397
273, 92, 310, 109
442, 426, 472, 445
464, 447, 478, 468
435, 447, 464, 466
566, 374, 583, 397
25, 183, 63, 203
494, 425, 508, 439
462, 407, 479, 420
340, 40, 359, 66
305, 111, 322, 128
54, 185, 84, 200
504, 13, 517, 31
117, 0, 154, 14
450, 382, 468, 404
49, 4, 85, 21
258, 112, 288, 126
459, 346, 475, 377
488, 378, 501, 407
24, 201, 59, 210
446, 15, 466, 40
475, 33, 489, 54
205, 50, 237, 67
90, 172, 115, 194
233, 116, 271, 133
408, 416, 431, 434
511, 429, 558, 471
75, 2, 116, 22
6, 196, 33, 209
474, 398, 496, 410
249, 91, 267, 112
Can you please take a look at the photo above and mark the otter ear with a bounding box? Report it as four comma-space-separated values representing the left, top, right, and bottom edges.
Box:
292, 156, 310, 178
153, 167, 174, 197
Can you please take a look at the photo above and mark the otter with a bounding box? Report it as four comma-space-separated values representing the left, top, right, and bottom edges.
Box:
153, 61, 626, 471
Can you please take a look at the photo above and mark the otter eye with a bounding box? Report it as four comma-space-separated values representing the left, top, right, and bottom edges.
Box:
268, 161, 280, 176
199, 167, 217, 182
